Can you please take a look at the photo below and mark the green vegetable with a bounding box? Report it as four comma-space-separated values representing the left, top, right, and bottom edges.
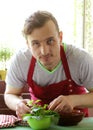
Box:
23, 100, 59, 121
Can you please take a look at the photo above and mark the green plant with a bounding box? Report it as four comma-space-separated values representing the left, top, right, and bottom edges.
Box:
23, 100, 59, 120
0, 47, 13, 69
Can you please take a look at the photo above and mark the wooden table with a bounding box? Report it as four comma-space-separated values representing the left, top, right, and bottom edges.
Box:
1, 117, 93, 130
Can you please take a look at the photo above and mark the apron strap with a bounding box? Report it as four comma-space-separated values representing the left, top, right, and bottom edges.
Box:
60, 45, 72, 80
27, 56, 36, 84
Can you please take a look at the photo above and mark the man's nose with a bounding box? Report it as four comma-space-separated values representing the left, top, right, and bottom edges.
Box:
40, 44, 49, 55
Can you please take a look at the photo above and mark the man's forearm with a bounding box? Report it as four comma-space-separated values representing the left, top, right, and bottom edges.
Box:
69, 92, 93, 108
4, 94, 23, 111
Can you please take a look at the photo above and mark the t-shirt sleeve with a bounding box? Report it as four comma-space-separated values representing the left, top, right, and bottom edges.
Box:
79, 53, 93, 90
5, 49, 31, 88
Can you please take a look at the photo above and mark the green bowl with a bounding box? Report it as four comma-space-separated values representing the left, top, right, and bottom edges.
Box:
27, 116, 52, 130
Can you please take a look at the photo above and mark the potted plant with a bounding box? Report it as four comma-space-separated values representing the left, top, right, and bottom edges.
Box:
23, 100, 59, 130
0, 47, 13, 80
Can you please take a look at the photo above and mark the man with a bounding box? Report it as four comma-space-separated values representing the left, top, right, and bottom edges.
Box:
4, 10, 93, 119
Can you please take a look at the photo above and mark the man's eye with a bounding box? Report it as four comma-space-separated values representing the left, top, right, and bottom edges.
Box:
32, 41, 39, 46
47, 39, 54, 44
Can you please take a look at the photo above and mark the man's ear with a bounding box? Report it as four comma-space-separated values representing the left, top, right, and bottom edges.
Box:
59, 31, 63, 44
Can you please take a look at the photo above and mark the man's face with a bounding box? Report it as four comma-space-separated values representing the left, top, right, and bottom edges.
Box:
27, 20, 63, 70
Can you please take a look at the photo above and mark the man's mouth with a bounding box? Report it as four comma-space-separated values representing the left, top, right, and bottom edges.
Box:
40, 55, 51, 61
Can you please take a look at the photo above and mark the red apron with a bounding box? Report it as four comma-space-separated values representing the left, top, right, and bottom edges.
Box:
27, 45, 88, 117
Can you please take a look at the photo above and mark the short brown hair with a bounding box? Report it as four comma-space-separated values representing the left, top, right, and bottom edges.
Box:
22, 10, 59, 39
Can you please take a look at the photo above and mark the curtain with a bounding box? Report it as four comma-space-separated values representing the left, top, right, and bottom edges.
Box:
83, 0, 93, 55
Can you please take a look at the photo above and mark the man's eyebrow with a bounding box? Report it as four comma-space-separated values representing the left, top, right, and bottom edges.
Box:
44, 36, 54, 41
31, 36, 54, 43
31, 40, 39, 43
47, 36, 54, 39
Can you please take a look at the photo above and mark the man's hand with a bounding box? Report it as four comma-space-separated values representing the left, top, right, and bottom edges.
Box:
48, 95, 74, 113
16, 99, 31, 119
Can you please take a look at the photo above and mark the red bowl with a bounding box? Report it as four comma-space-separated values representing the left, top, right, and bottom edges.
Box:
58, 110, 84, 126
